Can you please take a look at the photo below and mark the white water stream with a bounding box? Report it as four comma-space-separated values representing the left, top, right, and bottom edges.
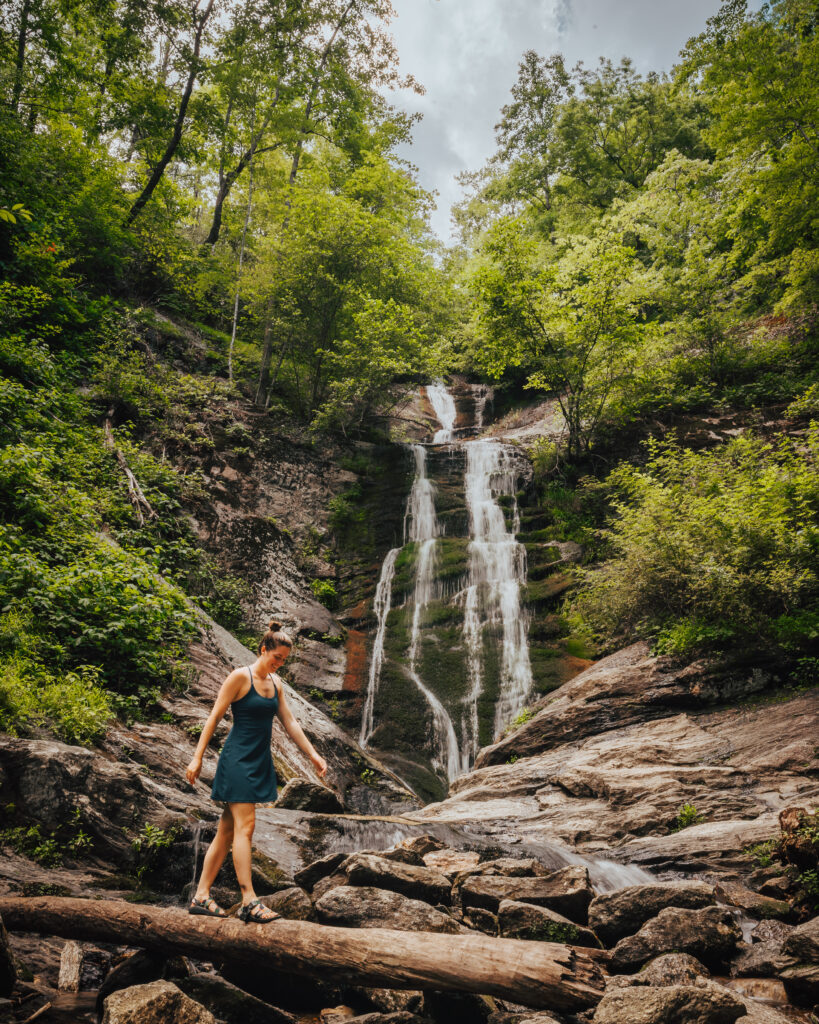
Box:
462, 440, 533, 750
361, 383, 532, 779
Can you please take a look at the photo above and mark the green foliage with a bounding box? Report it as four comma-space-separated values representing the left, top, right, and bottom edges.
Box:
131, 821, 182, 882
310, 579, 338, 609
574, 432, 819, 652
671, 803, 705, 832
0, 806, 93, 865
505, 706, 535, 735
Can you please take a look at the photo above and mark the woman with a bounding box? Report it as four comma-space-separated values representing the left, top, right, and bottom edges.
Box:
185, 620, 327, 923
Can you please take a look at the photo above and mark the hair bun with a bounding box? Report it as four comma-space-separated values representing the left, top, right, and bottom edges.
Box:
268, 619, 283, 632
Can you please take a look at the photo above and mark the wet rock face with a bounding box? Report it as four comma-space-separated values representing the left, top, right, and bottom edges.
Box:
314, 886, 460, 933
411, 682, 819, 873
591, 984, 745, 1024
101, 980, 215, 1024
611, 906, 743, 972
475, 643, 788, 769
588, 882, 716, 947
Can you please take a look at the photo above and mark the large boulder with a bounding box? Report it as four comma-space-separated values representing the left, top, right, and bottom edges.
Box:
497, 899, 601, 948
781, 915, 819, 961
276, 780, 345, 814
101, 980, 215, 1024
458, 866, 592, 923
778, 915, 819, 1007
315, 886, 460, 933
731, 920, 793, 978
611, 907, 742, 972
341, 854, 451, 906
592, 984, 744, 1024
588, 882, 716, 946
177, 973, 296, 1024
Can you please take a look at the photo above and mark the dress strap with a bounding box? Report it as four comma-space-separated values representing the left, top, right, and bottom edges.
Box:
246, 665, 254, 692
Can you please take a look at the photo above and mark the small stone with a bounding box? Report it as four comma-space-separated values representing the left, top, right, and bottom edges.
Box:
634, 953, 710, 987
462, 907, 498, 935
261, 887, 313, 921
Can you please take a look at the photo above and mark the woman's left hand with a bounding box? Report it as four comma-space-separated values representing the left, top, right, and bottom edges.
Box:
311, 752, 327, 778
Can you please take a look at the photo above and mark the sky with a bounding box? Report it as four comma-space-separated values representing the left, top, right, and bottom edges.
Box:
385, 0, 725, 243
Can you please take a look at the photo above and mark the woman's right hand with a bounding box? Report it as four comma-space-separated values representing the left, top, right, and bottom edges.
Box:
185, 757, 202, 786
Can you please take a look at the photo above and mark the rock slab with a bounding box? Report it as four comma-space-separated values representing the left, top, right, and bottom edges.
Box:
102, 980, 215, 1024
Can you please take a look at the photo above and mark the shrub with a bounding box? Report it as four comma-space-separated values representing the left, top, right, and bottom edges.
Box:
671, 803, 705, 832
574, 431, 819, 653
310, 579, 338, 609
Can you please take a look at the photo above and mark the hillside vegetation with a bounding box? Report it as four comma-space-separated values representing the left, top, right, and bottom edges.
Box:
1, 0, 818, 747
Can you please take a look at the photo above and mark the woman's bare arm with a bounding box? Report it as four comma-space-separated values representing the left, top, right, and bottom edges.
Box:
185, 668, 245, 784
276, 685, 327, 777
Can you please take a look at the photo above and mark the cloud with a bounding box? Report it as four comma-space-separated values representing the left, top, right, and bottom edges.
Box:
385, 0, 723, 243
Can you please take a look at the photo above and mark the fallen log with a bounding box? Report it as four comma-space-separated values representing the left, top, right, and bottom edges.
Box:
0, 897, 604, 1012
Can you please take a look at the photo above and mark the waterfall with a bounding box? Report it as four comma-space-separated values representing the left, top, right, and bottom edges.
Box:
404, 444, 461, 780
461, 439, 533, 759
427, 383, 457, 443
360, 444, 461, 780
362, 384, 532, 781
360, 547, 399, 746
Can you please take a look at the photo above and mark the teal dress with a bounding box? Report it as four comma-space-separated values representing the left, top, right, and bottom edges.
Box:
211, 666, 279, 804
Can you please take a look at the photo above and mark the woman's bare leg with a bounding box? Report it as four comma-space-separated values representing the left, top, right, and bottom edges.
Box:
194, 806, 234, 900
228, 802, 257, 904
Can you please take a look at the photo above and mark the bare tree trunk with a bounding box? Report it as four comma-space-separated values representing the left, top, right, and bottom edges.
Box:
205, 94, 280, 246
11, 0, 31, 113
0, 897, 605, 1012
227, 97, 257, 383
255, 304, 275, 407
125, 0, 215, 226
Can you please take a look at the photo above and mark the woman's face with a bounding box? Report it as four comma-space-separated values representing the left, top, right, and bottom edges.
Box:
263, 643, 291, 672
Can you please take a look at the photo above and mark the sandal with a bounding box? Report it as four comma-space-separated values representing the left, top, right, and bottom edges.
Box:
238, 898, 281, 924
189, 895, 227, 918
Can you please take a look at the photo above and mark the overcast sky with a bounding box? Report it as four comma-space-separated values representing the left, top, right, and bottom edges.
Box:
385, 0, 725, 243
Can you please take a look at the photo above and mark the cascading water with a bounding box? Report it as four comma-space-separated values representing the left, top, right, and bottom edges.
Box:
362, 382, 532, 781
427, 382, 457, 443
404, 444, 461, 780
461, 440, 533, 752
360, 442, 460, 779
359, 547, 399, 746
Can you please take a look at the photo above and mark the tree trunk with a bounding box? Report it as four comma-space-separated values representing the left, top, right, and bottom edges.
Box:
11, 0, 31, 114
255, 306, 275, 406
0, 897, 605, 1012
205, 97, 279, 247
125, 0, 215, 225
